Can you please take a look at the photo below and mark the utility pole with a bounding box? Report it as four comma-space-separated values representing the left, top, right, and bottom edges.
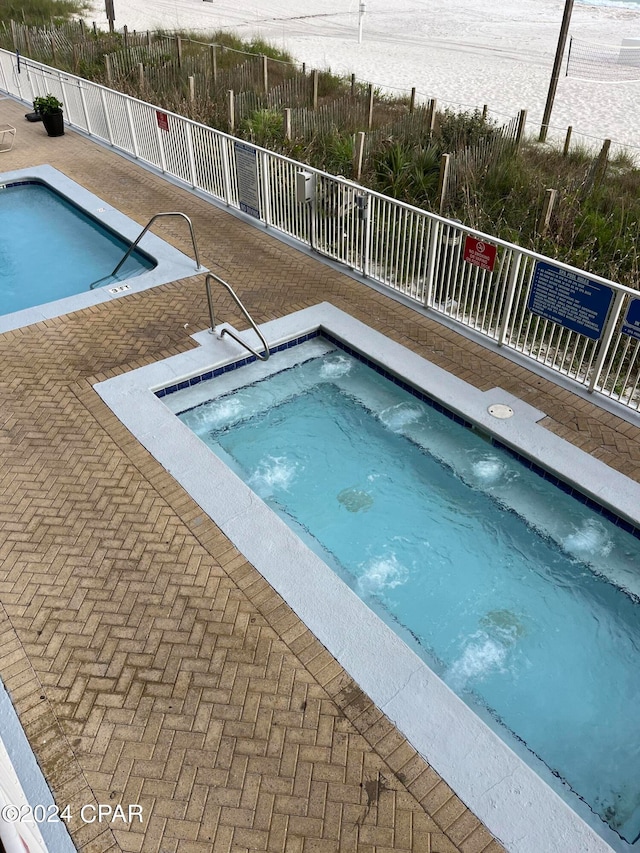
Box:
105, 0, 115, 33
539, 0, 574, 142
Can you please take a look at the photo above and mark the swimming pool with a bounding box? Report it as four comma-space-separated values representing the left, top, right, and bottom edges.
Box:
0, 166, 202, 333
96, 304, 640, 853
0, 180, 154, 314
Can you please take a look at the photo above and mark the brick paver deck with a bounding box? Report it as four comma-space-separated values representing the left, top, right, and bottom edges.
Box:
0, 97, 638, 853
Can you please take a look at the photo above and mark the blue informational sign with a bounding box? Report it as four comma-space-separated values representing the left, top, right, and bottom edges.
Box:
527, 262, 614, 341
622, 297, 640, 342
234, 141, 261, 219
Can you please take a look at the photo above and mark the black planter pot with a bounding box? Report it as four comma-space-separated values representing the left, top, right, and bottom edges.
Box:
42, 110, 64, 137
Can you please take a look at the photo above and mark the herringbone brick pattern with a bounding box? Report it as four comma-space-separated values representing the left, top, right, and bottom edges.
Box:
0, 97, 637, 853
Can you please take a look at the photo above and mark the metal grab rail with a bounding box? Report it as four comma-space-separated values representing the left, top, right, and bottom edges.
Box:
205, 273, 270, 362
90, 211, 202, 288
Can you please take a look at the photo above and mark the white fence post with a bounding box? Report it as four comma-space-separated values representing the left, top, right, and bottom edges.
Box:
423, 219, 441, 308
78, 82, 91, 133
588, 289, 626, 393
221, 137, 232, 206
154, 113, 167, 172
185, 122, 197, 188
58, 73, 71, 125
99, 89, 114, 145
125, 99, 139, 158
260, 151, 272, 226
497, 252, 523, 346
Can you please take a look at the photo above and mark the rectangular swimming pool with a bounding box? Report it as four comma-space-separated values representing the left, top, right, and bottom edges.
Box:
96, 303, 640, 853
0, 166, 201, 333
0, 180, 154, 314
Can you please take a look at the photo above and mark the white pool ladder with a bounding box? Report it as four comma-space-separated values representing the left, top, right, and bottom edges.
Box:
205, 272, 271, 362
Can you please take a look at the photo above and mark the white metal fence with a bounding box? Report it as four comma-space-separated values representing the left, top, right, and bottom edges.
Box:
1, 50, 639, 411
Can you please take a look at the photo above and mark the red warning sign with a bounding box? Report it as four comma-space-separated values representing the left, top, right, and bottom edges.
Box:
463, 235, 497, 272
156, 111, 169, 132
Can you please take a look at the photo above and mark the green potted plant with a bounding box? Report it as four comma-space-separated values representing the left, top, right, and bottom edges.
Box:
33, 94, 64, 137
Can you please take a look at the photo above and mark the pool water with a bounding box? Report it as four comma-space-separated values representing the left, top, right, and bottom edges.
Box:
0, 182, 155, 315
177, 340, 640, 845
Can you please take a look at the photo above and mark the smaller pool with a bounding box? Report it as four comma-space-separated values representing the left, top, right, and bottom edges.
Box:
0, 180, 154, 314
0, 166, 202, 333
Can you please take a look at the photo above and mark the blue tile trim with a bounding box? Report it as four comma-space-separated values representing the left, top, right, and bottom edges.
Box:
0, 180, 43, 189
154, 330, 322, 400
155, 330, 640, 541
492, 438, 640, 539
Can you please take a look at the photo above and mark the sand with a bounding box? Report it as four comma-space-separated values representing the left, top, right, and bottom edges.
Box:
84, 0, 640, 153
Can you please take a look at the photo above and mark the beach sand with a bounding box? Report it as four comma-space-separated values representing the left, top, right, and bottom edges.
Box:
85, 0, 640, 153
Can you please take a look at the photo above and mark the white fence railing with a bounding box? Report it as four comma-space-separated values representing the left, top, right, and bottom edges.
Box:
1, 50, 639, 412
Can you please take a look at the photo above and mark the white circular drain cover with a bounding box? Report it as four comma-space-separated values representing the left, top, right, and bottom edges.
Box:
488, 403, 514, 419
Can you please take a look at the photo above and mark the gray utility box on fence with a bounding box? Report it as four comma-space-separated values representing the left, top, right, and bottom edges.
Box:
296, 170, 314, 204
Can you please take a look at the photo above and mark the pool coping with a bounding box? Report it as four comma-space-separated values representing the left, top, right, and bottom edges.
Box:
0, 165, 205, 334
94, 302, 639, 853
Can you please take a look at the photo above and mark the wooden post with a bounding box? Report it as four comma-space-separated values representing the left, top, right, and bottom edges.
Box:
594, 138, 611, 186
138, 62, 144, 89
25, 28, 32, 55
123, 24, 128, 48
50, 35, 56, 63
10, 20, 17, 50
482, 104, 488, 120
188, 75, 195, 102
409, 87, 416, 114
105, 53, 113, 85
312, 69, 319, 109
93, 21, 97, 36
515, 109, 527, 149
105, 0, 115, 33
427, 98, 437, 137
176, 35, 182, 68
438, 153, 450, 215
540, 0, 574, 142
563, 125, 573, 156
354, 131, 365, 180
72, 43, 78, 72
538, 188, 557, 234
79, 19, 85, 35
302, 61, 306, 75
147, 30, 152, 48
367, 84, 374, 130
283, 107, 292, 141
210, 44, 217, 84
228, 89, 235, 133
351, 73, 356, 96
262, 54, 268, 93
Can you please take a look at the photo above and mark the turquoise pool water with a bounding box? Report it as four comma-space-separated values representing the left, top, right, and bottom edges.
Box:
0, 181, 155, 315
177, 340, 640, 847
